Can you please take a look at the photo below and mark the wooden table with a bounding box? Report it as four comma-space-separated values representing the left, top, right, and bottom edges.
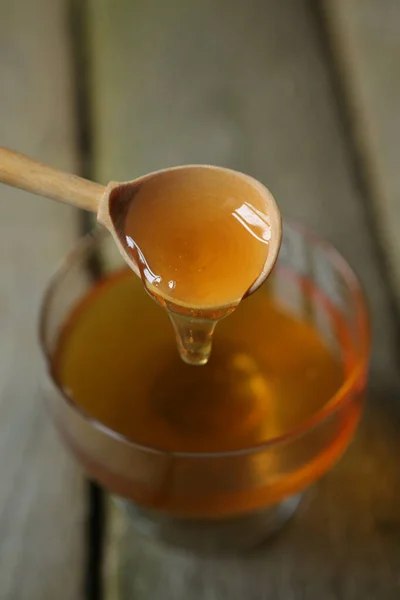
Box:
1, 1, 400, 598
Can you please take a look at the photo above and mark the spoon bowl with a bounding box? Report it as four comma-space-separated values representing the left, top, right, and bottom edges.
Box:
97, 165, 281, 310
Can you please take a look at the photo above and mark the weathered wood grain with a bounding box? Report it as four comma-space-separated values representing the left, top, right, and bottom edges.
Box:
323, 0, 400, 303
87, 0, 400, 597
0, 2, 86, 598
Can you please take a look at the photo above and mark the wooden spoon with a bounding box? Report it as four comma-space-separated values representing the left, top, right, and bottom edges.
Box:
0, 146, 281, 301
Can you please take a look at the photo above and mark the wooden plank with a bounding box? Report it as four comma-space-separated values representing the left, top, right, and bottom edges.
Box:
322, 0, 400, 302
87, 0, 400, 597
0, 2, 86, 598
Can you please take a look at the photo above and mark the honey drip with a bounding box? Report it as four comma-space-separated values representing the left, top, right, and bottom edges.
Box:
120, 167, 272, 364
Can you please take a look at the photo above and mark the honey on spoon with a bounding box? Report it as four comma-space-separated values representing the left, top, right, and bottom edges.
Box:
0, 147, 281, 364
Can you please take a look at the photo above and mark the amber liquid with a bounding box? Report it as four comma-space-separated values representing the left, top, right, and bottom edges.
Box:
120, 167, 273, 365
53, 269, 361, 517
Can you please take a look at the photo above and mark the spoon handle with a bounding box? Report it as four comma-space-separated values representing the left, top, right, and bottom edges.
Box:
0, 146, 105, 212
